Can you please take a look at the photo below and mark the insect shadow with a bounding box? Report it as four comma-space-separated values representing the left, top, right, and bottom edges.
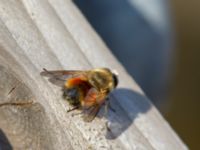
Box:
103, 88, 152, 139
0, 129, 13, 150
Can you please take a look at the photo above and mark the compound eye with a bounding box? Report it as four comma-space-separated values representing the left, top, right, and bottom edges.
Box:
112, 74, 118, 88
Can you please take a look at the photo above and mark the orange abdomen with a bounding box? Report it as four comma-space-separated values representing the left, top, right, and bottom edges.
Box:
64, 77, 92, 105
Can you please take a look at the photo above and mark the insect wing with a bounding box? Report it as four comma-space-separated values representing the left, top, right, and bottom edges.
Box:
83, 104, 101, 122
82, 88, 106, 122
40, 68, 85, 86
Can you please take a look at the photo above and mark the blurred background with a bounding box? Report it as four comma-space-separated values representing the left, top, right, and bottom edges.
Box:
74, 0, 199, 149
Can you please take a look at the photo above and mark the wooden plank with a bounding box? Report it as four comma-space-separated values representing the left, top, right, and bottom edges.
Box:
0, 0, 187, 149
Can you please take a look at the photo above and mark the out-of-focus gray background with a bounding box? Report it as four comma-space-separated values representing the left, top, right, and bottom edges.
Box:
74, 0, 173, 109
74, 0, 200, 149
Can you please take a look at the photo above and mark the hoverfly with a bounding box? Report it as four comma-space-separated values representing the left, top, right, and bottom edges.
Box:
40, 68, 118, 122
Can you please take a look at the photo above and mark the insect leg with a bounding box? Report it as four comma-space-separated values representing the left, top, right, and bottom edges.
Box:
67, 105, 80, 112
105, 98, 116, 113
67, 106, 83, 117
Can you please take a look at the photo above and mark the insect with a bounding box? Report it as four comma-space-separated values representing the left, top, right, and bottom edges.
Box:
40, 68, 118, 122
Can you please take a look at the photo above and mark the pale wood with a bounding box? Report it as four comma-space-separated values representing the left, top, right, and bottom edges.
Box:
0, 0, 187, 150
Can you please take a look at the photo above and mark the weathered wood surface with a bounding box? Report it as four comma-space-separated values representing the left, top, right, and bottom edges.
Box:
0, 0, 187, 150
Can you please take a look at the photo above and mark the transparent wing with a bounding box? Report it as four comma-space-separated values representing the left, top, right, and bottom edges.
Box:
40, 68, 85, 86
82, 88, 106, 122
83, 104, 101, 122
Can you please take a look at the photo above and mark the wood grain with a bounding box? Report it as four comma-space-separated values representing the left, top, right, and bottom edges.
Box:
0, 0, 187, 149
